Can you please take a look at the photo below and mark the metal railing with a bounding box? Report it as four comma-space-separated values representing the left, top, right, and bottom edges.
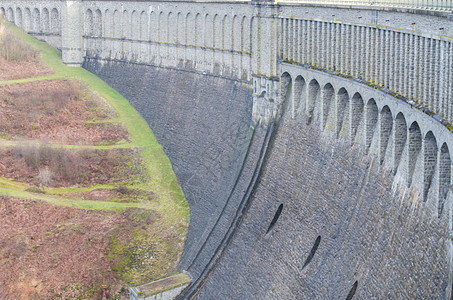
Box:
276, 0, 453, 11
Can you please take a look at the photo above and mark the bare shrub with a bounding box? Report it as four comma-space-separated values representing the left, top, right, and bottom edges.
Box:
37, 167, 52, 186
0, 19, 39, 62
13, 142, 89, 185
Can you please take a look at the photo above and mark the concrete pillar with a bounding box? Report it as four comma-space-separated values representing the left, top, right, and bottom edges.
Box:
61, 0, 83, 67
251, 0, 280, 124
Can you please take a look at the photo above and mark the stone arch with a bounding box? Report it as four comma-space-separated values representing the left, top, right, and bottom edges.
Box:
6, 7, 13, 23
365, 98, 378, 151
149, 11, 156, 41
1, 8, 5, 18
322, 83, 334, 129
185, 12, 193, 45
131, 10, 138, 40
423, 131, 438, 201
337, 88, 350, 137
140, 11, 147, 40
94, 9, 102, 37
408, 121, 422, 187
113, 10, 120, 38
223, 15, 230, 50
293, 76, 306, 119
241, 16, 249, 53
280, 72, 292, 118
379, 106, 393, 164
195, 13, 202, 47
85, 9, 93, 36
177, 12, 183, 44
307, 79, 320, 124
213, 14, 221, 48
42, 8, 49, 33
351, 92, 364, 143
167, 12, 176, 43
104, 9, 112, 37
393, 112, 407, 173
204, 13, 211, 47
32, 8, 40, 32
50, 8, 59, 34
232, 15, 240, 52
122, 10, 129, 38
15, 7, 22, 28
438, 143, 451, 217
24, 8, 31, 31
158, 11, 165, 42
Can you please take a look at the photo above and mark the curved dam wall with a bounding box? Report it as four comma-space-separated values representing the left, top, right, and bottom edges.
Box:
82, 59, 271, 282
195, 101, 450, 299
2, 1, 453, 299
193, 65, 453, 299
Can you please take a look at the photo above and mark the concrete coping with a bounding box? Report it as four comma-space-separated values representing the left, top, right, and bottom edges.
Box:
275, 1, 453, 18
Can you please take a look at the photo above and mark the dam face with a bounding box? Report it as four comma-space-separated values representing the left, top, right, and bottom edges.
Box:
2, 0, 453, 298
197, 108, 450, 299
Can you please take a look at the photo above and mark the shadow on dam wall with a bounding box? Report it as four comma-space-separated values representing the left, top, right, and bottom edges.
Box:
83, 59, 450, 299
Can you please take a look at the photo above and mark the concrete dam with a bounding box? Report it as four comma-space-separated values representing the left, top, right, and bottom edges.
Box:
2, 0, 453, 298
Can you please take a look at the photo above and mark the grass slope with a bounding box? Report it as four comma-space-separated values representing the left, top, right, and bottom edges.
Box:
0, 21, 189, 222
0, 20, 190, 291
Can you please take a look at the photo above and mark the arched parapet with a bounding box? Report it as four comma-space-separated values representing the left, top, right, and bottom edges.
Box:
281, 62, 453, 222
6, 6, 13, 23
78, 1, 253, 80
0, 2, 62, 50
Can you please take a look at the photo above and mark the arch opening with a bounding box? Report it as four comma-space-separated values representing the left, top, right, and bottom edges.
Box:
85, 9, 93, 36
439, 143, 451, 217
394, 112, 407, 173
351, 92, 364, 143
42, 8, 49, 33
7, 7, 14, 23
50, 8, 59, 34
94, 9, 102, 37
423, 131, 438, 201
24, 8, 31, 32
379, 106, 392, 165
32, 8, 40, 32
293, 75, 306, 119
337, 88, 350, 137
322, 83, 334, 129
15, 8, 22, 28
365, 99, 378, 152
280, 72, 292, 119
307, 79, 320, 124
408, 122, 422, 187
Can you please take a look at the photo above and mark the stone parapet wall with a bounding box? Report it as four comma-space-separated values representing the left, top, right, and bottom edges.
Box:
0, 1, 61, 49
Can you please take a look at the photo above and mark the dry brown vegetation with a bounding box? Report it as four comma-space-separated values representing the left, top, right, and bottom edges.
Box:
0, 18, 38, 62
0, 144, 147, 187
0, 197, 165, 299
0, 80, 129, 145
0, 18, 52, 80
0, 19, 188, 300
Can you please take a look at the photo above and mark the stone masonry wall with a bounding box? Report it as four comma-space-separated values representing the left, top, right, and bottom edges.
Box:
195, 109, 451, 299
